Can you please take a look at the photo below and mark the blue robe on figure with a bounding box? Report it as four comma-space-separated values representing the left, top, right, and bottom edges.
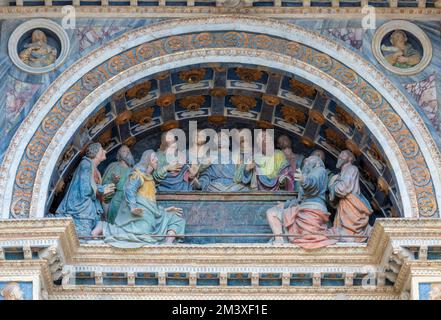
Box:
55, 157, 105, 237
198, 163, 250, 192
155, 149, 193, 192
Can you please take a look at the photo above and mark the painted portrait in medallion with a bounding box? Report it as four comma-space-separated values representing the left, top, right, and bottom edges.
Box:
372, 21, 432, 76
380, 30, 422, 69
0, 281, 33, 300
8, 19, 70, 74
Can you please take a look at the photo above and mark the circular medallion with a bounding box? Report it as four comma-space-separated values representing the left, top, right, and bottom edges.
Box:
372, 21, 432, 76
8, 19, 70, 74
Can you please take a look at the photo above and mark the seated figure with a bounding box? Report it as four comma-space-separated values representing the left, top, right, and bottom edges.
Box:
266, 155, 337, 249
277, 135, 304, 192
193, 133, 250, 192
104, 149, 186, 248
328, 150, 373, 242
56, 143, 115, 237
245, 131, 292, 191
102, 145, 135, 224
155, 131, 193, 192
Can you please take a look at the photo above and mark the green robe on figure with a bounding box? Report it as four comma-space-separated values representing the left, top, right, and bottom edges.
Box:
102, 162, 132, 224
103, 165, 186, 248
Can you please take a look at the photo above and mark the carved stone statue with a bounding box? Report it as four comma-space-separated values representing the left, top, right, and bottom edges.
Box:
103, 149, 186, 248
310, 149, 334, 183
266, 155, 337, 249
0, 282, 24, 300
187, 129, 211, 185
19, 29, 57, 68
56, 143, 115, 237
328, 150, 373, 242
156, 131, 193, 192
277, 135, 304, 192
381, 30, 421, 69
102, 145, 135, 224
245, 131, 293, 191
192, 132, 250, 192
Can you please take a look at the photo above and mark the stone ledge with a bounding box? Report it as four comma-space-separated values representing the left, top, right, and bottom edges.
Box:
0, 6, 440, 19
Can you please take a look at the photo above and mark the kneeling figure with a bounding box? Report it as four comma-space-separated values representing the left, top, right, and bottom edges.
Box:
266, 155, 337, 249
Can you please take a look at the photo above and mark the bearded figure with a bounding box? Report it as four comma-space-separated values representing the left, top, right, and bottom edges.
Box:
19, 29, 57, 68
328, 150, 373, 242
266, 155, 337, 249
102, 145, 135, 224
104, 149, 186, 248
276, 135, 304, 192
56, 143, 115, 237
243, 131, 293, 191
155, 131, 194, 191
381, 30, 421, 69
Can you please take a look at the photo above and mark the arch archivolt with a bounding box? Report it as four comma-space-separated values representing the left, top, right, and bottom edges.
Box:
1, 16, 439, 219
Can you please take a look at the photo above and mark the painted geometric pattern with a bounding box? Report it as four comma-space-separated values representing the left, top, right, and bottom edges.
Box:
76, 26, 127, 52
4, 77, 40, 134
11, 31, 438, 218
404, 74, 440, 134
326, 28, 364, 50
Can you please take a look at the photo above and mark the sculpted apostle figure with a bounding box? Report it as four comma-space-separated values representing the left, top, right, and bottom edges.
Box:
102, 145, 135, 224
266, 155, 337, 249
155, 131, 194, 191
186, 129, 212, 185
103, 150, 186, 248
277, 135, 304, 192
19, 29, 57, 68
56, 143, 115, 237
310, 149, 334, 183
192, 132, 250, 192
328, 150, 373, 242
245, 131, 292, 191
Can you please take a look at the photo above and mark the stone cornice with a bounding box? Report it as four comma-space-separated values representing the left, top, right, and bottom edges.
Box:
0, 7, 440, 20
0, 218, 77, 263
0, 259, 54, 295
0, 218, 440, 267
50, 285, 399, 300
1, 218, 441, 299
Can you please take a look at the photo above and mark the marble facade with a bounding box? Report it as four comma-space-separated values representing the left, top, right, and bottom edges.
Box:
0, 6, 440, 300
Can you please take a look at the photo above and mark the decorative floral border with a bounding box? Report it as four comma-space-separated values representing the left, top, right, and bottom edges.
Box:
0, 16, 439, 220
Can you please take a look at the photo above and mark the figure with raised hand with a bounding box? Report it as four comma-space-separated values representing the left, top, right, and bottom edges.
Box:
328, 150, 373, 242
266, 155, 337, 249
56, 143, 115, 237
102, 145, 135, 224
155, 131, 193, 191
277, 135, 304, 192
244, 131, 293, 191
104, 150, 186, 248
192, 132, 250, 192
